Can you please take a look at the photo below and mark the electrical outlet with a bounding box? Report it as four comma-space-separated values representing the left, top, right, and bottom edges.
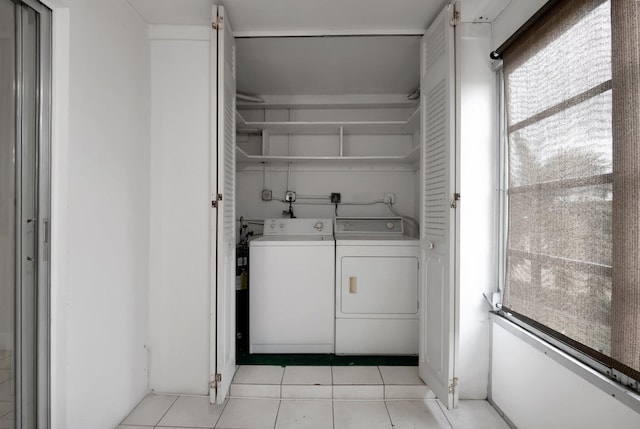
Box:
330, 193, 341, 203
261, 189, 272, 201
383, 192, 396, 204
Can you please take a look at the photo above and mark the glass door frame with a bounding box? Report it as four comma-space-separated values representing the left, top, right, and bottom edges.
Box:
11, 0, 51, 427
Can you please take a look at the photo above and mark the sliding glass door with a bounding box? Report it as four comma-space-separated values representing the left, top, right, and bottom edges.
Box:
0, 0, 51, 427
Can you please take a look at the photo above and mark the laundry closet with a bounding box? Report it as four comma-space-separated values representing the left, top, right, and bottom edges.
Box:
205, 1, 460, 406
232, 34, 424, 360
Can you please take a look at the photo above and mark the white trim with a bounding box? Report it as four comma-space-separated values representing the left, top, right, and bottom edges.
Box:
236, 163, 417, 173
233, 29, 425, 38
491, 314, 640, 414
148, 24, 209, 41
486, 397, 518, 429
237, 94, 416, 109
147, 26, 424, 41
39, 1, 70, 428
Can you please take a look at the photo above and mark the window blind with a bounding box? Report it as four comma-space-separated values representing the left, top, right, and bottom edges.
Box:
501, 0, 640, 382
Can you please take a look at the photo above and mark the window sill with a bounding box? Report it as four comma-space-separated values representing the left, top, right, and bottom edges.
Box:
490, 313, 640, 415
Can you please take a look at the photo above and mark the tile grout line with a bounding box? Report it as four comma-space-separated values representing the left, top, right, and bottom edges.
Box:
272, 397, 283, 429
279, 365, 285, 399
435, 399, 455, 429
330, 365, 334, 400
382, 399, 395, 429
153, 394, 180, 427
376, 365, 386, 400
331, 387, 336, 429
212, 396, 231, 429
331, 365, 336, 429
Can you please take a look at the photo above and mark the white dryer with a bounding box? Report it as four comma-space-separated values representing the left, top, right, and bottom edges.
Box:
334, 217, 419, 355
249, 218, 334, 353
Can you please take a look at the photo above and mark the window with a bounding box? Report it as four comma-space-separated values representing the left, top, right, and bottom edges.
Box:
499, 0, 640, 388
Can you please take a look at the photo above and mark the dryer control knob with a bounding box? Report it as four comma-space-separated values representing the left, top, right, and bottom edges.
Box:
314, 222, 324, 231
279, 223, 285, 229
270, 223, 275, 229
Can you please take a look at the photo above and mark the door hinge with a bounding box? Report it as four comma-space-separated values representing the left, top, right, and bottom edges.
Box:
450, 193, 460, 209
212, 193, 223, 208
210, 373, 222, 389
212, 15, 224, 30
449, 377, 459, 394
450, 10, 460, 27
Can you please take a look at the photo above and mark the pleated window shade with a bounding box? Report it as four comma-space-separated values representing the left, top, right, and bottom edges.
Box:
502, 0, 640, 379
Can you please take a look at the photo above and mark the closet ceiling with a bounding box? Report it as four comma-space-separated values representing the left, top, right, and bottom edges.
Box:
128, 0, 511, 96
235, 36, 420, 96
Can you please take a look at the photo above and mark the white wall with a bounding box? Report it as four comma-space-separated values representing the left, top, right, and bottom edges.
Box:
491, 319, 640, 429
148, 26, 211, 395
50, 0, 151, 428
236, 164, 418, 234
491, 0, 546, 47
457, 22, 496, 399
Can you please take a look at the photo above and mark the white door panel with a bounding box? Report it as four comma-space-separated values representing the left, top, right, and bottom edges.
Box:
418, 1, 458, 410
211, 4, 236, 405
425, 253, 445, 374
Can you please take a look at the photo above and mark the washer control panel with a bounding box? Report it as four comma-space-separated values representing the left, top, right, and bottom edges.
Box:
263, 218, 333, 236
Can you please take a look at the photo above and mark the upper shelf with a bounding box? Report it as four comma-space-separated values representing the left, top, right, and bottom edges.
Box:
235, 145, 420, 164
236, 106, 420, 136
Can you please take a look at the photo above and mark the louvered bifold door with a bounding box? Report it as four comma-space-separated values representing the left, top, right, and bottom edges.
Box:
418, 2, 459, 410
210, 4, 236, 405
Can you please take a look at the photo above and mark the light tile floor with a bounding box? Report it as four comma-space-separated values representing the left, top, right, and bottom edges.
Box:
231, 365, 433, 401
118, 366, 511, 429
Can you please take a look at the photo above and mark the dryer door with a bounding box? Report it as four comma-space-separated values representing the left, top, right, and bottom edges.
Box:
340, 256, 418, 315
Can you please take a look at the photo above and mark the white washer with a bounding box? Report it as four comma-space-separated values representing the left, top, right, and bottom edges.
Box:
334, 217, 419, 355
249, 218, 334, 353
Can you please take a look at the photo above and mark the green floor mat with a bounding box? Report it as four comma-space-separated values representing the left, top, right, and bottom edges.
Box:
237, 353, 418, 366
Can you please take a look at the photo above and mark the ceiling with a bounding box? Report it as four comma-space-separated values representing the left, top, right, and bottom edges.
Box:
127, 0, 512, 97
128, 0, 512, 33
128, 0, 448, 35
236, 36, 420, 96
